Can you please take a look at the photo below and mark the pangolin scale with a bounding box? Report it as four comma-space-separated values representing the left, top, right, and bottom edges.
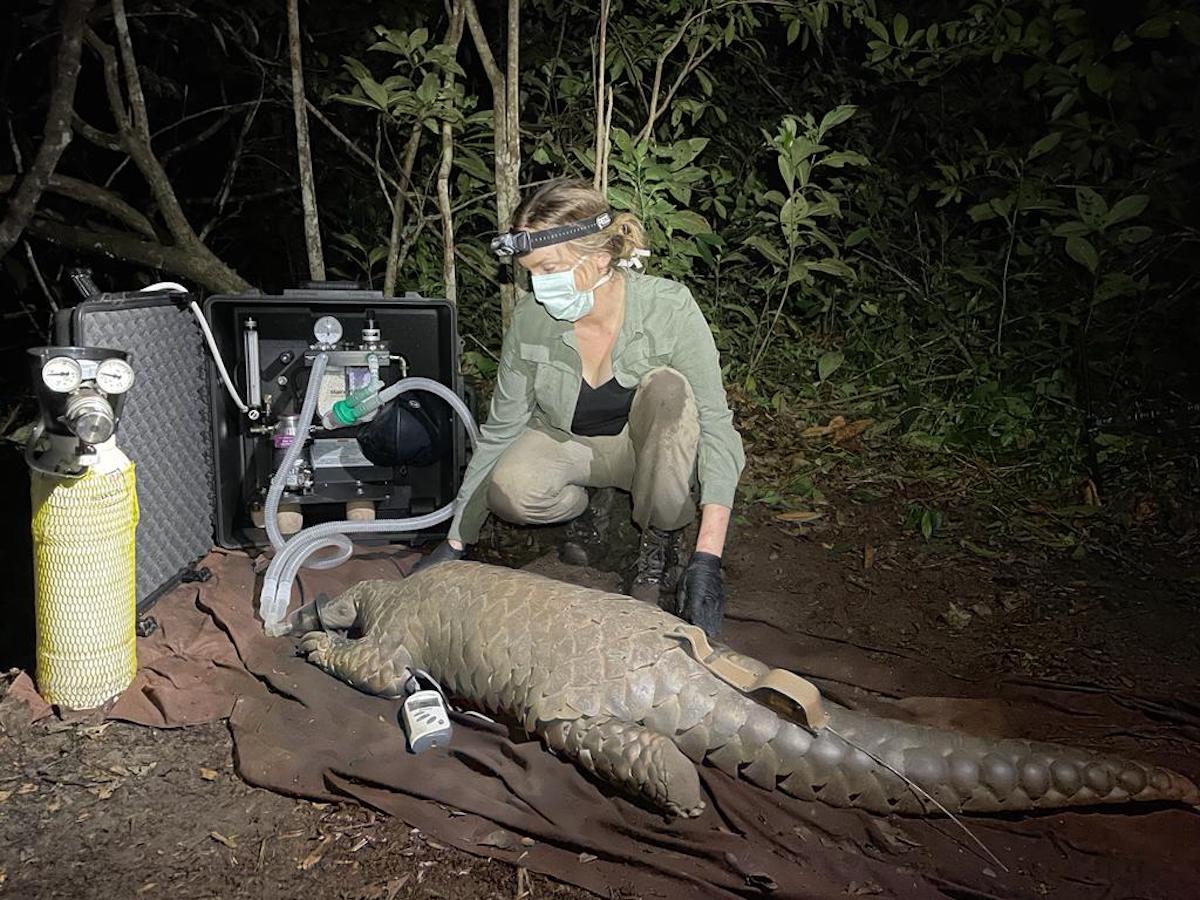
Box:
296, 561, 1200, 818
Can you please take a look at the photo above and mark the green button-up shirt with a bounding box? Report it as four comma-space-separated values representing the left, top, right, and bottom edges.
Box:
448, 270, 745, 544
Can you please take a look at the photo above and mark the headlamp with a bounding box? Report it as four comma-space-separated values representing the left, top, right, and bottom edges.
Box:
490, 211, 614, 259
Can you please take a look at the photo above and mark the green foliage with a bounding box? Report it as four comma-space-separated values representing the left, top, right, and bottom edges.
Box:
252, 0, 1200, 497
585, 130, 721, 282
905, 503, 944, 541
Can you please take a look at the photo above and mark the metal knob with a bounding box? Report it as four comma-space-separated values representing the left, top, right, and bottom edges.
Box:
64, 391, 116, 444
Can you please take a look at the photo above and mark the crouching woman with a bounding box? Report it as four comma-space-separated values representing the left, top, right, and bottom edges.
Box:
418, 178, 745, 636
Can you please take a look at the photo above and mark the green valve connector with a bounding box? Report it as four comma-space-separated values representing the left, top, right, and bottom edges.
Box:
324, 378, 384, 428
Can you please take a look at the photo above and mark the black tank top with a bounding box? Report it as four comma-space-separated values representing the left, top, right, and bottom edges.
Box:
571, 377, 635, 437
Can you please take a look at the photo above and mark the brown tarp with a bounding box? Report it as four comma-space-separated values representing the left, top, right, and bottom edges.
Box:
100, 548, 1199, 899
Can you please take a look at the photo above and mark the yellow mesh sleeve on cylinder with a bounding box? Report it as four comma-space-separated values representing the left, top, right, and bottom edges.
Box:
32, 463, 139, 709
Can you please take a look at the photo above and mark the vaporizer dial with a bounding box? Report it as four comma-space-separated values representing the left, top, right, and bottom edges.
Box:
96, 358, 135, 394
313, 315, 343, 346
41, 356, 82, 393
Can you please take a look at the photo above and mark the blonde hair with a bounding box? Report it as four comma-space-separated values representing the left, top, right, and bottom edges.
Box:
511, 178, 647, 268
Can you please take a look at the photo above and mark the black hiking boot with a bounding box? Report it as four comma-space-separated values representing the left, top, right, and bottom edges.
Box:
559, 487, 615, 567
626, 526, 683, 606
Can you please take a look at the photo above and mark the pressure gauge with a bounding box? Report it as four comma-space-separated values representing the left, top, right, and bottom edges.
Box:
313, 315, 343, 346
42, 356, 82, 393
96, 358, 135, 394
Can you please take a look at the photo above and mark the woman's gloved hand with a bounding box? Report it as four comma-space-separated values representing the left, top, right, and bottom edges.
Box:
675, 551, 725, 637
411, 539, 466, 574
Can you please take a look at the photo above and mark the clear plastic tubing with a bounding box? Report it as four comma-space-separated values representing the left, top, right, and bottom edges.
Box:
259, 353, 479, 635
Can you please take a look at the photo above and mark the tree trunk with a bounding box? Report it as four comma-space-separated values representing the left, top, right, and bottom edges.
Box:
286, 0, 325, 281
465, 0, 522, 328
0, 0, 97, 259
593, 0, 610, 191
500, 0, 522, 325
438, 2, 468, 306
383, 121, 423, 297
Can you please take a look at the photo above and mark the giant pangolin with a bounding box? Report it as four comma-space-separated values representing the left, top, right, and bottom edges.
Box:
296, 561, 1199, 818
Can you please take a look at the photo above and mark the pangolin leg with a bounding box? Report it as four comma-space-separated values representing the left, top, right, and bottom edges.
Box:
299, 632, 413, 699
539, 716, 706, 817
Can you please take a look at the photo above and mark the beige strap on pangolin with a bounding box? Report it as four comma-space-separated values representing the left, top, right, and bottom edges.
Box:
670, 624, 829, 730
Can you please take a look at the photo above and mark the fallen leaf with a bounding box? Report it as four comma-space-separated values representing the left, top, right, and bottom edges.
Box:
941, 602, 973, 629
578, 852, 597, 864
199, 767, 219, 781
0, 789, 12, 803
91, 783, 117, 800
385, 876, 410, 900
520, 837, 535, 847
1000, 592, 1025, 612
775, 510, 822, 523
298, 835, 333, 870
17, 783, 36, 795
210, 831, 238, 849
831, 418, 873, 444
136, 882, 157, 894
863, 544, 875, 570
477, 829, 518, 850
800, 415, 846, 439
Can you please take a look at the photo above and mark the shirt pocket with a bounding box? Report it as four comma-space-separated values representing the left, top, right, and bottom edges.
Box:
616, 336, 673, 385
523, 351, 577, 430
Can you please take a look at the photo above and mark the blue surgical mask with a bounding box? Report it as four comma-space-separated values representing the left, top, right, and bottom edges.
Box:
530, 258, 611, 322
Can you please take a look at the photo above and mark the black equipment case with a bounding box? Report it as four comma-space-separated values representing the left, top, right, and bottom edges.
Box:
204, 284, 466, 550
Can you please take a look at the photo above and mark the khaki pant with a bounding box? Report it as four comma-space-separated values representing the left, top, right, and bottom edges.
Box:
487, 368, 700, 532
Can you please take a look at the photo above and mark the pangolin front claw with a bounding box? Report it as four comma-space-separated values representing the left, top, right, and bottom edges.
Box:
298, 630, 333, 666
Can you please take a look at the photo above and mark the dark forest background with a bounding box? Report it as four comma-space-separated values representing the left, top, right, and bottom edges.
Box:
3, 0, 1199, 541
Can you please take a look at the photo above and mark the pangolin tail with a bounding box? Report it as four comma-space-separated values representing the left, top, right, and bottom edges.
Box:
751, 705, 1200, 814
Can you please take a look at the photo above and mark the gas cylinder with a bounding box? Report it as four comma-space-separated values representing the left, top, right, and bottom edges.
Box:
31, 446, 139, 708
27, 346, 138, 708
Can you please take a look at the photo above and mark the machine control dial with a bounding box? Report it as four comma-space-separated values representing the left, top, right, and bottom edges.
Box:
313, 315, 343, 346
96, 358, 135, 394
41, 356, 82, 393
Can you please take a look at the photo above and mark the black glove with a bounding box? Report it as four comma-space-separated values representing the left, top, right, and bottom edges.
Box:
411, 539, 466, 574
675, 551, 725, 637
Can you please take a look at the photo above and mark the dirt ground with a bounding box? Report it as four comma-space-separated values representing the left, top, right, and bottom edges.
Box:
2, 482, 1197, 899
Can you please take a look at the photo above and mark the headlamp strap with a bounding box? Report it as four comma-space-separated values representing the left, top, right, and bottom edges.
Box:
492, 211, 614, 258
